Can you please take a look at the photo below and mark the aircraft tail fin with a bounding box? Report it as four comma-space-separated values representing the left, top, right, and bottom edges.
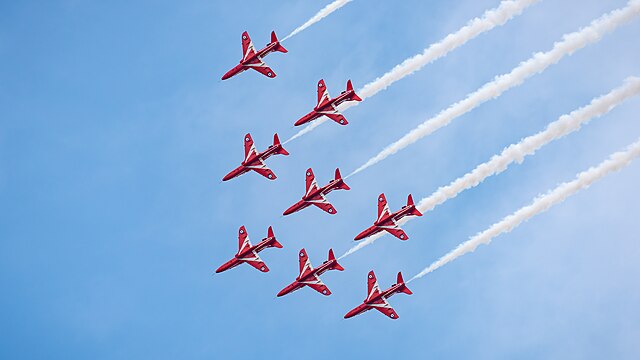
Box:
407, 194, 423, 216
271, 31, 288, 53
328, 249, 345, 271
334, 168, 351, 190
267, 226, 283, 248
397, 272, 413, 295
273, 133, 290, 155
347, 80, 362, 101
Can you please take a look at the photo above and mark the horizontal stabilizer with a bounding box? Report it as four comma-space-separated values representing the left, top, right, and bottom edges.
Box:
328, 249, 345, 271
271, 31, 288, 52
407, 194, 423, 216
346, 80, 362, 101
267, 226, 283, 248
273, 133, 290, 155
397, 272, 413, 295
334, 168, 351, 190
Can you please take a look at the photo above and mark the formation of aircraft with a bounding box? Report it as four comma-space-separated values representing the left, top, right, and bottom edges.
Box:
283, 168, 350, 216
354, 193, 423, 241
219, 31, 420, 320
344, 271, 412, 320
277, 248, 344, 297
294, 79, 362, 126
222, 133, 289, 181
221, 31, 288, 80
216, 226, 283, 273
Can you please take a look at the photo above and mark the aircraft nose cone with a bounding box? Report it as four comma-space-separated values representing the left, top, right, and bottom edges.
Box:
283, 205, 296, 216
354, 231, 367, 241
221, 68, 236, 80
344, 309, 356, 319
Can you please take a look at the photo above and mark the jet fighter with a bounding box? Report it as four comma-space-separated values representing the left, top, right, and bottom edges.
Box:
216, 226, 283, 273
283, 168, 350, 216
277, 248, 344, 297
354, 193, 422, 241
222, 133, 289, 181
221, 31, 288, 80
294, 79, 362, 126
344, 270, 412, 320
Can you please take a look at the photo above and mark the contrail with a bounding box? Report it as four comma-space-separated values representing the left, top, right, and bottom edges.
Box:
348, 1, 640, 177
339, 77, 640, 259
338, 230, 384, 260
282, 0, 354, 42
409, 138, 640, 282
355, 0, 541, 101
415, 77, 640, 213
285, 0, 541, 143
284, 118, 327, 144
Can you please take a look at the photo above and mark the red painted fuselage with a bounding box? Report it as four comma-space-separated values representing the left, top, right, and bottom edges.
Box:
216, 226, 283, 273
354, 193, 422, 241
294, 79, 362, 127
277, 248, 344, 297
222, 133, 289, 182
222, 31, 287, 80
344, 271, 412, 320
283, 168, 350, 216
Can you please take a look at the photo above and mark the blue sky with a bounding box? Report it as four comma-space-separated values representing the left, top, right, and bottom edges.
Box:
2, 0, 640, 358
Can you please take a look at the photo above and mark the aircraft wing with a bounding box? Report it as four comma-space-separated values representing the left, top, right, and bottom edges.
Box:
241, 31, 257, 61
305, 168, 320, 195
243, 134, 258, 162
316, 79, 331, 107
247, 159, 277, 180
377, 193, 391, 221
323, 112, 349, 126
382, 224, 409, 241
309, 194, 337, 214
237, 226, 252, 253
245, 259, 269, 272
238, 251, 269, 272
248, 61, 276, 78
370, 298, 399, 319
298, 248, 314, 277
366, 270, 382, 301
306, 276, 332, 296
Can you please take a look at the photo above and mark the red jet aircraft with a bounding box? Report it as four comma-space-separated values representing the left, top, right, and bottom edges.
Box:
283, 168, 350, 216
216, 226, 283, 273
277, 248, 344, 297
221, 31, 288, 80
344, 270, 412, 320
294, 79, 362, 126
354, 193, 423, 241
222, 133, 289, 182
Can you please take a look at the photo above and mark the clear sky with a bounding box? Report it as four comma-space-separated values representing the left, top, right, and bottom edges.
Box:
2, 0, 640, 358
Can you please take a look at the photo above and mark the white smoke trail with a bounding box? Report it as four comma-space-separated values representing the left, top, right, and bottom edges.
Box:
349, 1, 640, 177
355, 0, 540, 101
409, 138, 640, 282
339, 231, 384, 260
284, 118, 327, 144
416, 77, 640, 213
285, 0, 540, 143
282, 0, 353, 41
339, 77, 640, 259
